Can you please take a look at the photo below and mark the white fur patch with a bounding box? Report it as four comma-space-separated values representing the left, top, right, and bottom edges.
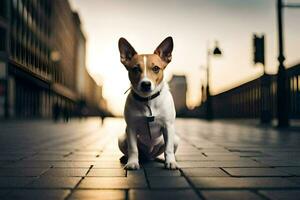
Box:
143, 56, 147, 77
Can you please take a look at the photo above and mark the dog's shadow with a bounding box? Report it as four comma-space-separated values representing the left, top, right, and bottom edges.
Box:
119, 155, 164, 166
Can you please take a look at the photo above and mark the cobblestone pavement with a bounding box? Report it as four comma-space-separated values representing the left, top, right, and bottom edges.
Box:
0, 118, 300, 200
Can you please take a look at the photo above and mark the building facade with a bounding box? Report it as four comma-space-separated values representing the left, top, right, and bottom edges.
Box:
50, 0, 79, 119
0, 0, 108, 119
83, 72, 108, 116
0, 0, 9, 117
169, 75, 188, 115
0, 0, 53, 118
73, 12, 108, 117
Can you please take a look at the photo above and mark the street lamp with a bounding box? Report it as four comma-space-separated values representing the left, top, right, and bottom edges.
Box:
205, 41, 222, 120
276, 0, 300, 127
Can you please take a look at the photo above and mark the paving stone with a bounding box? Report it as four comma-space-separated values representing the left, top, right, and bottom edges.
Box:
43, 168, 88, 177
6, 161, 53, 168
2, 118, 300, 199
38, 150, 71, 155
0, 162, 9, 167
203, 155, 248, 161
176, 151, 204, 156
200, 148, 230, 152
4, 189, 70, 200
78, 177, 147, 189
259, 190, 300, 200
176, 155, 206, 161
288, 177, 300, 184
0, 155, 25, 161
178, 160, 264, 168
0, 189, 10, 196
64, 155, 100, 161
87, 168, 126, 177
176, 154, 249, 161
69, 189, 126, 200
27, 177, 81, 189
266, 153, 300, 159
93, 161, 124, 169
261, 149, 300, 153
258, 160, 300, 167
26, 155, 66, 161
227, 148, 262, 153
5, 161, 93, 168
0, 168, 49, 177
144, 168, 181, 176
201, 190, 264, 200
51, 162, 93, 168
190, 177, 300, 189
127, 170, 145, 177
177, 146, 200, 152
0, 177, 35, 188
223, 168, 290, 177
276, 167, 300, 176
253, 157, 291, 161
97, 155, 123, 161
203, 152, 237, 156
182, 168, 228, 177
236, 152, 268, 157
72, 151, 101, 156
147, 176, 190, 189
129, 189, 201, 200
142, 161, 165, 168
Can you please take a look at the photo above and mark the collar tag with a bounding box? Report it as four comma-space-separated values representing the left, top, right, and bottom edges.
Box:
146, 116, 155, 140
147, 116, 155, 122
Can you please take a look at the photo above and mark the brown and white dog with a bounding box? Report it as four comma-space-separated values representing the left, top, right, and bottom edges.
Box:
118, 37, 179, 170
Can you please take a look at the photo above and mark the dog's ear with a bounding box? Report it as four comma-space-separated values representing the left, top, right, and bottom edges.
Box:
118, 38, 137, 66
154, 36, 173, 63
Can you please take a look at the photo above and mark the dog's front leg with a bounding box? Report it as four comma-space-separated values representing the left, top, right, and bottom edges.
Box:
163, 122, 178, 169
125, 127, 140, 170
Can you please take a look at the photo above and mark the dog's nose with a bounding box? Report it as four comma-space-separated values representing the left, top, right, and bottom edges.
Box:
141, 81, 151, 92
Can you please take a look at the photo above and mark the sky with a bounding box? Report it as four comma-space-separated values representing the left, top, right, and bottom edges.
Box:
70, 0, 300, 116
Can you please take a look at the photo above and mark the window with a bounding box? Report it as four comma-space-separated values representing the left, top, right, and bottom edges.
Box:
0, 28, 6, 51
0, 0, 7, 19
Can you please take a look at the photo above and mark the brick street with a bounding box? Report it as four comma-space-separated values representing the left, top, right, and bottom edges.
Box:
0, 118, 300, 200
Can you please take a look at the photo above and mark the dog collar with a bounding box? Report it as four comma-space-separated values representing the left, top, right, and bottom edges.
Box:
132, 91, 160, 102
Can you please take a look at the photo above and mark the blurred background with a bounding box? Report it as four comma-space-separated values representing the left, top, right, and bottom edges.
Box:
0, 0, 299, 127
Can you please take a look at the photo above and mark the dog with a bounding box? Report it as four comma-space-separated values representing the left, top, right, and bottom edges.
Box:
118, 37, 179, 170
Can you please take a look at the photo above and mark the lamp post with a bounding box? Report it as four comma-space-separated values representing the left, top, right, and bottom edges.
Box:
276, 0, 300, 127
276, 0, 289, 127
206, 41, 222, 120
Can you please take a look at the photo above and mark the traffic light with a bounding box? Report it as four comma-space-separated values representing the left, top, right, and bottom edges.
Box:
253, 34, 265, 65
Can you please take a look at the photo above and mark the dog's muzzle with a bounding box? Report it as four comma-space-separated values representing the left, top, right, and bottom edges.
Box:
140, 81, 151, 92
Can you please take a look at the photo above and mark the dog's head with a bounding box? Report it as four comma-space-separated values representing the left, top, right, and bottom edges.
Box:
118, 37, 173, 97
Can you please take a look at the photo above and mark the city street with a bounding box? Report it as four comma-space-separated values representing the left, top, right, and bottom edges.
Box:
0, 118, 300, 199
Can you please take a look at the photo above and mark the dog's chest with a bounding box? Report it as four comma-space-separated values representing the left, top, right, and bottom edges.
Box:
128, 101, 166, 144
136, 104, 163, 133
125, 88, 175, 145
135, 116, 163, 144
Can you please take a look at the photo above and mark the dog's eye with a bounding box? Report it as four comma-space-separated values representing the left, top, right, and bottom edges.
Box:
152, 66, 160, 73
132, 65, 141, 74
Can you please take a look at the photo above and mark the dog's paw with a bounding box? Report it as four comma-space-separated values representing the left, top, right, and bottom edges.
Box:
125, 162, 140, 170
165, 161, 178, 170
